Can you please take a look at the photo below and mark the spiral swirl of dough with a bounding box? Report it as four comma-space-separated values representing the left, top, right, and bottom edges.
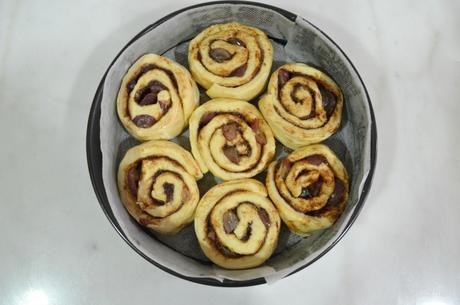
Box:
259, 63, 343, 149
189, 98, 275, 180
117, 54, 199, 141
266, 144, 349, 236
188, 22, 273, 101
194, 179, 280, 269
118, 140, 202, 234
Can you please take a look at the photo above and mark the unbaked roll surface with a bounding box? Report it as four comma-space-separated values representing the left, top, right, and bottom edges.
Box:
259, 63, 343, 149
117, 54, 199, 141
266, 144, 349, 236
188, 22, 273, 101
194, 179, 280, 269
189, 98, 275, 180
117, 140, 202, 235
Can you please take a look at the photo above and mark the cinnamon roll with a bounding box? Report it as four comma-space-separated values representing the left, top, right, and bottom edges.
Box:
194, 179, 280, 269
189, 98, 276, 180
266, 144, 349, 236
117, 54, 199, 141
188, 22, 273, 101
259, 63, 344, 149
117, 140, 202, 235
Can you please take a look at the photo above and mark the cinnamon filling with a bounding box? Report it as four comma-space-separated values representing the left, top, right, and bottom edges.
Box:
163, 182, 174, 203
304, 154, 328, 166
126, 163, 141, 196
277, 69, 291, 89
222, 122, 239, 141
135, 80, 167, 105
305, 178, 345, 216
227, 37, 246, 47
299, 179, 323, 199
207, 224, 241, 258
257, 208, 271, 228
223, 210, 238, 234
249, 119, 267, 145
277, 69, 338, 119
209, 48, 233, 63
223, 146, 241, 164
229, 63, 247, 77
281, 158, 292, 171
199, 112, 217, 128
159, 99, 171, 112
198, 112, 246, 129
132, 114, 156, 128
318, 84, 337, 117
126, 64, 178, 94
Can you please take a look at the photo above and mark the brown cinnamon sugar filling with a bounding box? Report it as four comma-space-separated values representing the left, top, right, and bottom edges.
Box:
275, 156, 346, 217
277, 69, 338, 119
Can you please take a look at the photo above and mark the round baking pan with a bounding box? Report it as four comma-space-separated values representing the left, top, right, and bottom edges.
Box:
87, 1, 377, 287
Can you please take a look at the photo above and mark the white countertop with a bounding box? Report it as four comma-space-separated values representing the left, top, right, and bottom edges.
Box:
1, 0, 459, 304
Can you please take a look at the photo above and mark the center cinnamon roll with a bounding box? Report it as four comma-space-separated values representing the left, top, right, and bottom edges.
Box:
189, 98, 276, 180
